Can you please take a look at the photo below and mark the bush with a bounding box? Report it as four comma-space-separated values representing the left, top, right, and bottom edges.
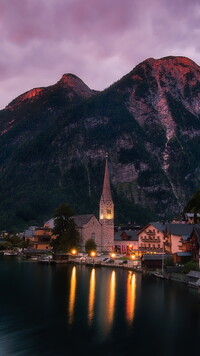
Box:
85, 238, 97, 254
183, 261, 199, 274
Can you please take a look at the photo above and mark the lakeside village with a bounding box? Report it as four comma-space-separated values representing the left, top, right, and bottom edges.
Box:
1, 156, 200, 289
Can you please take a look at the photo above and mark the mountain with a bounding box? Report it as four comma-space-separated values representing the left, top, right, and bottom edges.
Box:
0, 56, 200, 231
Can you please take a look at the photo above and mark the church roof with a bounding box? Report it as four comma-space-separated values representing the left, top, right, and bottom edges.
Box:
45, 215, 98, 229
72, 214, 97, 228
101, 157, 112, 202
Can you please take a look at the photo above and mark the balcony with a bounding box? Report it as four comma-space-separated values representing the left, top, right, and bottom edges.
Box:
139, 247, 164, 253
141, 238, 161, 243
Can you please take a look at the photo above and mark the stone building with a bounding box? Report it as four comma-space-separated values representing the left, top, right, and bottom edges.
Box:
72, 214, 102, 250
45, 155, 114, 252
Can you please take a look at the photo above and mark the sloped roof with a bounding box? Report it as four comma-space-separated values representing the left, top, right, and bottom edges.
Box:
45, 215, 98, 229
72, 214, 98, 228
24, 227, 37, 237
100, 157, 112, 202
166, 223, 194, 237
185, 213, 200, 218
114, 230, 138, 241
139, 222, 165, 234
114, 231, 123, 241
45, 218, 55, 229
124, 230, 138, 241
176, 252, 192, 257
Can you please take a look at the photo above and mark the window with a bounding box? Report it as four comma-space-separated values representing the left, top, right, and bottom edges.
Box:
91, 233, 95, 241
107, 209, 111, 214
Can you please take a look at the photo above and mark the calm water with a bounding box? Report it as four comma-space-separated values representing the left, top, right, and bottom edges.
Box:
0, 256, 200, 356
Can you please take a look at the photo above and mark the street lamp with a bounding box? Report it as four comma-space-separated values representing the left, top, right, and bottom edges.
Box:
90, 251, 96, 257
71, 249, 77, 255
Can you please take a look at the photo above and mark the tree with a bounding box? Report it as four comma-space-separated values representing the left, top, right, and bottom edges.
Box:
52, 203, 82, 252
183, 261, 199, 274
85, 238, 97, 255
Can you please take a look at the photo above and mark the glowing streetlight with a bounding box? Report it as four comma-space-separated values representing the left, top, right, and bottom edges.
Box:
110, 253, 116, 259
131, 255, 135, 259
71, 249, 77, 255
90, 251, 96, 257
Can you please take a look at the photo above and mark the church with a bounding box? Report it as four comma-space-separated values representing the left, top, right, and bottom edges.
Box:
45, 155, 114, 252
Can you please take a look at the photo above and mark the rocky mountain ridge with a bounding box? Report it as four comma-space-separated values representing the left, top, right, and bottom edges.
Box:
0, 56, 200, 230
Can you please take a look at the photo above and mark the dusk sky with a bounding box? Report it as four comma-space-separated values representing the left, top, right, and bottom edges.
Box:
1, 0, 200, 109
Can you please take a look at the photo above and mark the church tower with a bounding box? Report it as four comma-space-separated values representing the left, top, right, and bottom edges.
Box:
99, 153, 114, 251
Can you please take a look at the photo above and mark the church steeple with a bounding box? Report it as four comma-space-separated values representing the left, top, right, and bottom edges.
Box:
99, 153, 114, 222
101, 153, 112, 202
99, 153, 114, 251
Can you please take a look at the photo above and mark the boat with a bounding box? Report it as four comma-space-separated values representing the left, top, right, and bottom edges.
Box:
38, 255, 53, 264
153, 272, 165, 279
4, 251, 18, 256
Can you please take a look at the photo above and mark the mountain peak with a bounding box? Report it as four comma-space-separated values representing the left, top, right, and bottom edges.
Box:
57, 73, 96, 98
59, 73, 82, 85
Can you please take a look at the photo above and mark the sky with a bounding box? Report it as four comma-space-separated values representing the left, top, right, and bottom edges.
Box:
1, 0, 200, 109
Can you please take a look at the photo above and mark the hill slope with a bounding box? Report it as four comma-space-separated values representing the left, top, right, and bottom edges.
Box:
0, 56, 200, 230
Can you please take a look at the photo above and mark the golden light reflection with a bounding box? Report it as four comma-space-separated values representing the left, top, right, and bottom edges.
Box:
88, 268, 96, 325
126, 272, 136, 324
107, 270, 116, 327
68, 266, 76, 324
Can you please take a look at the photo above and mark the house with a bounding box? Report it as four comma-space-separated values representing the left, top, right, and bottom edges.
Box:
187, 227, 200, 267
114, 229, 138, 254
184, 213, 200, 224
165, 223, 194, 254
25, 226, 53, 250
138, 222, 165, 254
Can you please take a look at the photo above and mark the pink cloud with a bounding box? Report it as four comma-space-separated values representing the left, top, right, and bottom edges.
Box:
0, 0, 200, 109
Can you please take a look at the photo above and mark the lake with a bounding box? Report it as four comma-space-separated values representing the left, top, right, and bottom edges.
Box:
0, 256, 200, 356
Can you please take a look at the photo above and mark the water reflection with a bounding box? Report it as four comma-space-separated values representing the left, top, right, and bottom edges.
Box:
1, 257, 200, 356
88, 268, 96, 325
126, 272, 136, 324
68, 266, 76, 324
107, 270, 116, 330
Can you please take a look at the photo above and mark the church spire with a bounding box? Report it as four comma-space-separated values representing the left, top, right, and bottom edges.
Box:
99, 153, 114, 251
99, 153, 114, 222
101, 152, 112, 202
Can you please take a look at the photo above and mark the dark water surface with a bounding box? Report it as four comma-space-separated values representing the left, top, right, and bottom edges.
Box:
0, 256, 200, 356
